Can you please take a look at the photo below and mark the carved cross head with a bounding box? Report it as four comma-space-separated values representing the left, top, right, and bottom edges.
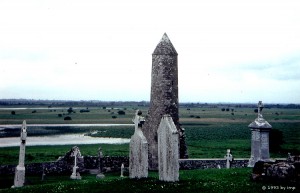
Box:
132, 110, 145, 130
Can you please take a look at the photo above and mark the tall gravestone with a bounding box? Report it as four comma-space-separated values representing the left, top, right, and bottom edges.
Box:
70, 146, 82, 180
13, 120, 27, 188
224, 149, 233, 169
143, 33, 188, 170
157, 115, 179, 182
129, 110, 148, 179
248, 101, 272, 167
96, 147, 105, 179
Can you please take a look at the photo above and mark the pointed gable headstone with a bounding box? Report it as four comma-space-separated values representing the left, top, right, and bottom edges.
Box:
157, 115, 179, 182
129, 110, 148, 179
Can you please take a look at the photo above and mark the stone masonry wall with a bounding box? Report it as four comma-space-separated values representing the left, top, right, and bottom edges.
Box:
179, 159, 249, 170
0, 157, 263, 176
1, 157, 289, 176
0, 156, 129, 176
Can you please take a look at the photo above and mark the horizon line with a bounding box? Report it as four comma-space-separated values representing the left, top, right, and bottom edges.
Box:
0, 98, 299, 105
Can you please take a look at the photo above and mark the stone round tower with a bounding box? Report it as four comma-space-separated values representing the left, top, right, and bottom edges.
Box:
143, 33, 188, 170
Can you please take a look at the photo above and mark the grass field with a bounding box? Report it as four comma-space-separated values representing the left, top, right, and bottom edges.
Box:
0, 106, 299, 165
0, 168, 290, 193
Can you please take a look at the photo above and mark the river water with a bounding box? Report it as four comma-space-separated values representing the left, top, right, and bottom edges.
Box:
0, 134, 130, 147
0, 123, 134, 129
0, 123, 132, 147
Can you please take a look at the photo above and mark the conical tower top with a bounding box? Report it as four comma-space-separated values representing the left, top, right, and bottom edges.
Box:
153, 33, 178, 56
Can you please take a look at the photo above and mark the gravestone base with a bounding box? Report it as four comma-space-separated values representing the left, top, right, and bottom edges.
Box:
13, 166, 25, 188
70, 173, 82, 180
96, 173, 105, 179
248, 158, 257, 168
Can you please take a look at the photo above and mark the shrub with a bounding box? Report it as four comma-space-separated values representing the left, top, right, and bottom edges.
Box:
67, 107, 73, 114
64, 116, 72, 120
221, 108, 225, 111
32, 110, 37, 113
195, 116, 201, 119
112, 116, 117, 119
11, 111, 15, 115
80, 109, 90, 113
58, 114, 62, 117
117, 110, 126, 115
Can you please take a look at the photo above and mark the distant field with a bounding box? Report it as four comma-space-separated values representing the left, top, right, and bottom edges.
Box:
0, 105, 299, 164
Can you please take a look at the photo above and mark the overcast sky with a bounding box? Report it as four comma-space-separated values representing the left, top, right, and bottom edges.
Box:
0, 0, 299, 103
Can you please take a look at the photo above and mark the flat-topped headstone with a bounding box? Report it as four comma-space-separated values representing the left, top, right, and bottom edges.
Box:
129, 110, 148, 179
13, 120, 27, 188
248, 101, 272, 167
158, 115, 179, 182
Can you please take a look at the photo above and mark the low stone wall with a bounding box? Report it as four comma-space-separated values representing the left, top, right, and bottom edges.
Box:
0, 156, 129, 176
179, 158, 249, 170
84, 156, 129, 172
0, 157, 287, 176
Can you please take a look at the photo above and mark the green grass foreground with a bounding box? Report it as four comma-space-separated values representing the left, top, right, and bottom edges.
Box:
0, 168, 282, 193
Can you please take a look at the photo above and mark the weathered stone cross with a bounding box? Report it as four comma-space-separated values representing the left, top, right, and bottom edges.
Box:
132, 110, 145, 131
224, 149, 233, 169
129, 110, 148, 179
70, 146, 81, 180
258, 101, 264, 119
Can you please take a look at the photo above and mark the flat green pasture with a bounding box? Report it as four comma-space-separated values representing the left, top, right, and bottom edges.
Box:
1, 106, 300, 124
0, 106, 299, 165
0, 107, 146, 124
0, 144, 130, 165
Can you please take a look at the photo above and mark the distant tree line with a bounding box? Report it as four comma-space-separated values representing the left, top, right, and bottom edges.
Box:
1, 99, 299, 109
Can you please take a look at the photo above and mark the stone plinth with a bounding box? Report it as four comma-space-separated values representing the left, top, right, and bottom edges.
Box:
13, 166, 25, 188
129, 110, 148, 179
248, 101, 272, 167
158, 115, 179, 182
143, 33, 187, 170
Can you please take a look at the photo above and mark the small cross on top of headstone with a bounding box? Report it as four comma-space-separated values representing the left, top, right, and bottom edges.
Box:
257, 101, 264, 119
132, 110, 145, 131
